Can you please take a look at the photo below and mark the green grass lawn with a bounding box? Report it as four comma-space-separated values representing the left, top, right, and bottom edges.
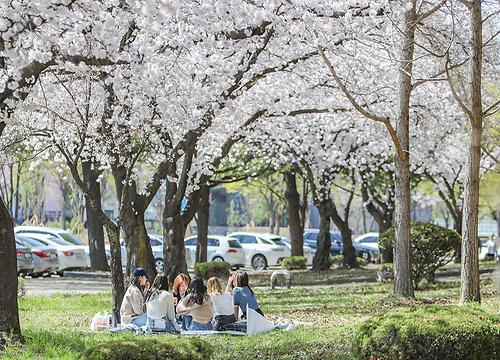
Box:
2, 279, 498, 360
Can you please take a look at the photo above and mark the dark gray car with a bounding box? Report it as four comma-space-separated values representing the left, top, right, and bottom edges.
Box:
16, 241, 34, 276
16, 235, 59, 277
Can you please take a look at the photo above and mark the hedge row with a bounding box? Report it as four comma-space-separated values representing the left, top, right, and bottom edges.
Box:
352, 305, 500, 360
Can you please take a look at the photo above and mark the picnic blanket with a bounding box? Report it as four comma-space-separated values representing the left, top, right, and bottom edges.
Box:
179, 305, 292, 336
108, 305, 300, 336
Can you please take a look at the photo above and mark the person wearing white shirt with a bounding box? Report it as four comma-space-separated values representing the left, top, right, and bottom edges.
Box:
145, 273, 178, 332
207, 277, 236, 331
486, 234, 497, 258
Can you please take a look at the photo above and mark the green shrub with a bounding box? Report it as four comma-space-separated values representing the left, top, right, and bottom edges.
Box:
352, 305, 500, 360
282, 256, 307, 270
331, 255, 368, 267
379, 222, 460, 288
194, 261, 231, 280
80, 338, 212, 360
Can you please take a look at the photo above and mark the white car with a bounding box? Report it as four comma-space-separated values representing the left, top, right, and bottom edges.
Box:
227, 232, 290, 270
110, 237, 165, 273
21, 233, 87, 275
353, 232, 379, 251
15, 226, 90, 268
184, 235, 246, 269
280, 237, 314, 265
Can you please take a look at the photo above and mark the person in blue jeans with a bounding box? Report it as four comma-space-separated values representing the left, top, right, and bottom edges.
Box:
231, 271, 264, 319
176, 278, 213, 330
145, 273, 178, 332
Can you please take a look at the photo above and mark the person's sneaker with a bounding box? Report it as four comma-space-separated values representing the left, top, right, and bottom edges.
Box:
285, 323, 298, 331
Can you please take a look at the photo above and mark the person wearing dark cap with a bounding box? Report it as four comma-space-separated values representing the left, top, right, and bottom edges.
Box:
120, 268, 150, 326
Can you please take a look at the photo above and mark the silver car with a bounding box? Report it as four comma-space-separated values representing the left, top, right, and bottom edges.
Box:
15, 226, 90, 268
16, 235, 59, 277
16, 241, 34, 276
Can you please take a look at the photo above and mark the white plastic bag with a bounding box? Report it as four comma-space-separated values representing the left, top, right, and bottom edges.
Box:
90, 312, 111, 331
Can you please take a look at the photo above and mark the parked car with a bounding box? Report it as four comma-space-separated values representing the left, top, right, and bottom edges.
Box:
148, 234, 164, 247
279, 236, 314, 265
15, 241, 34, 276
20, 233, 87, 276
15, 226, 90, 268
184, 235, 246, 269
115, 236, 165, 274
353, 232, 380, 262
304, 229, 379, 263
303, 229, 342, 255
227, 232, 290, 270
16, 235, 59, 277
353, 232, 379, 248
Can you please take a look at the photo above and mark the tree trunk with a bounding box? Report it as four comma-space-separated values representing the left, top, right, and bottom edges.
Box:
393, 2, 416, 297
379, 219, 394, 263
454, 209, 463, 263
312, 200, 332, 271
360, 174, 394, 263
163, 181, 189, 285
8, 164, 13, 217
0, 195, 22, 344
393, 141, 413, 296
329, 201, 358, 268
60, 204, 66, 229
112, 164, 155, 277
196, 184, 210, 264
268, 196, 276, 233
13, 163, 21, 224
82, 160, 109, 271
460, 0, 483, 304
163, 211, 188, 285
102, 222, 125, 311
275, 208, 281, 235
120, 205, 156, 277
460, 125, 482, 303
285, 172, 304, 257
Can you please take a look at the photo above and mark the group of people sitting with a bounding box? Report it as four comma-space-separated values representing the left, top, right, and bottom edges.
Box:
119, 268, 264, 332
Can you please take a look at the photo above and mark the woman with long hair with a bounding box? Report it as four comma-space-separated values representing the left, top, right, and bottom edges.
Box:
176, 277, 213, 330
207, 277, 236, 331
145, 273, 177, 332
172, 273, 190, 308
232, 271, 264, 319
119, 268, 150, 326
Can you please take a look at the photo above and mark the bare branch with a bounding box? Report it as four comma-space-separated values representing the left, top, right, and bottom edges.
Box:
417, 0, 447, 22
444, 52, 473, 121
483, 99, 500, 117
318, 46, 387, 123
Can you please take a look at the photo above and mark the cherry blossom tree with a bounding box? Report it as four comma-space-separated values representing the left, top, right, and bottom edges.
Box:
443, 0, 499, 303
313, 0, 452, 297
1, 0, 149, 320
0, 0, 135, 341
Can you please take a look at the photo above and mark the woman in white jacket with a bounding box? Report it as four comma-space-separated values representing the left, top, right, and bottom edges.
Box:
145, 273, 178, 332
120, 268, 150, 326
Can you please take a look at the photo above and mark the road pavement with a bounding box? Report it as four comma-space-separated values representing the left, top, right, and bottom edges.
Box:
23, 269, 497, 296
24, 276, 112, 296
